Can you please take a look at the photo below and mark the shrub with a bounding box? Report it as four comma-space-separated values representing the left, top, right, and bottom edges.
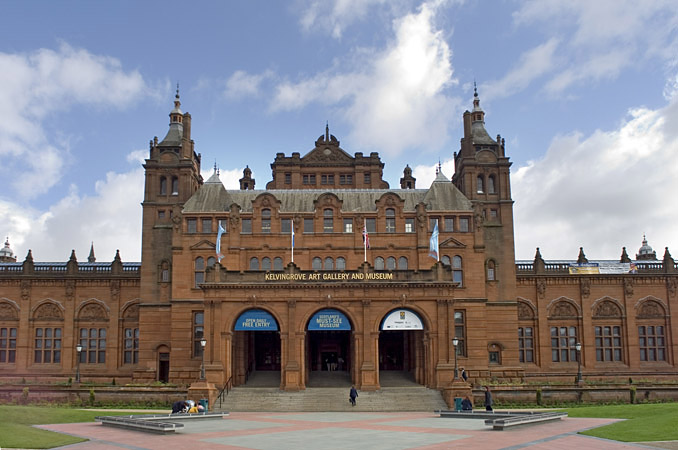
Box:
536, 388, 542, 406
89, 389, 95, 406
630, 386, 637, 404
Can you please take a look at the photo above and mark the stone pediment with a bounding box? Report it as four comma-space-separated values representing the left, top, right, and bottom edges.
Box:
302, 146, 354, 165
440, 237, 466, 248
190, 240, 216, 251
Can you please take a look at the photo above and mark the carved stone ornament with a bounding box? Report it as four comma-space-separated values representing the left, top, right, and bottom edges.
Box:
580, 278, 590, 298
0, 303, 19, 320
123, 304, 140, 320
34, 303, 63, 321
78, 303, 107, 321
65, 281, 75, 299
536, 279, 546, 299
21, 281, 30, 301
518, 302, 534, 320
110, 280, 121, 300
551, 301, 577, 319
668, 278, 677, 297
593, 300, 622, 318
638, 301, 664, 318
624, 278, 634, 296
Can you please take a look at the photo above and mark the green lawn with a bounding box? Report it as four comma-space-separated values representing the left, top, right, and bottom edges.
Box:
0, 405, 148, 449
564, 403, 678, 442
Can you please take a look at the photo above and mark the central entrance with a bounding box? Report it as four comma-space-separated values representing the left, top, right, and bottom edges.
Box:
379, 308, 426, 386
306, 308, 352, 386
232, 309, 281, 387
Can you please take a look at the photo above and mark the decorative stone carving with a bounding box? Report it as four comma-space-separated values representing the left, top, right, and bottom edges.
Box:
580, 278, 590, 298
34, 303, 63, 321
123, 304, 139, 320
0, 303, 18, 320
110, 280, 120, 301
624, 278, 634, 296
593, 300, 622, 318
518, 302, 534, 320
79, 303, 107, 321
638, 301, 664, 318
21, 281, 30, 301
551, 301, 577, 318
65, 281, 75, 300
536, 279, 546, 299
668, 278, 677, 297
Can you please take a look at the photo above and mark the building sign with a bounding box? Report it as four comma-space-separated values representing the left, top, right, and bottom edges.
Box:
381, 309, 424, 330
569, 263, 635, 274
265, 272, 393, 281
234, 309, 278, 331
308, 309, 351, 330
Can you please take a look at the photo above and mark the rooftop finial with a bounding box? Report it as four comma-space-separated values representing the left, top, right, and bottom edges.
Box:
176, 82, 180, 99
474, 80, 478, 98
325, 121, 329, 141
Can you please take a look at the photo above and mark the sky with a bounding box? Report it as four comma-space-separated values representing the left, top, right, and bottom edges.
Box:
1, 0, 677, 263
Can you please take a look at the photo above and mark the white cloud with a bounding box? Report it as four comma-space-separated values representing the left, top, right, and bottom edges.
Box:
298, 0, 391, 39
412, 158, 455, 187
272, 1, 458, 156
224, 70, 275, 99
512, 96, 678, 260
2, 156, 145, 262
0, 43, 148, 199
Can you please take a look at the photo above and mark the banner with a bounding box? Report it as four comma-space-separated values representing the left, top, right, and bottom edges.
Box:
234, 309, 278, 331
308, 309, 351, 330
381, 309, 424, 330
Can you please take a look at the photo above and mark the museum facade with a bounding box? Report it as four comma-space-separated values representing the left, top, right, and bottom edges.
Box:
0, 90, 676, 390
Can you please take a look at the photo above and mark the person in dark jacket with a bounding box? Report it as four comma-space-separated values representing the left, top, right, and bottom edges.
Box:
172, 400, 188, 414
461, 396, 472, 411
460, 368, 468, 382
349, 385, 358, 406
484, 386, 493, 411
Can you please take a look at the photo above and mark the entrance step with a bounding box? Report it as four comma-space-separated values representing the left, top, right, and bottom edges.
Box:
216, 386, 447, 412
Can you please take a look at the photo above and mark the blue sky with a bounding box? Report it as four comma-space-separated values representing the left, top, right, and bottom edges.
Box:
1, 0, 677, 262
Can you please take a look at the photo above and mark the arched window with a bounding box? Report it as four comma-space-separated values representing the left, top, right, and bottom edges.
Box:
385, 208, 396, 233
249, 257, 259, 270
207, 256, 216, 268
336, 257, 346, 270
488, 175, 496, 194
312, 257, 322, 270
194, 257, 205, 288
386, 256, 396, 270
374, 257, 384, 270
171, 177, 179, 195
273, 257, 283, 271
261, 209, 271, 233
441, 255, 451, 266
262, 257, 271, 271
398, 256, 408, 270
323, 209, 334, 233
122, 304, 139, 365
324, 257, 334, 270
159, 176, 167, 195
452, 256, 463, 286
487, 260, 496, 281
637, 299, 667, 362
476, 175, 484, 194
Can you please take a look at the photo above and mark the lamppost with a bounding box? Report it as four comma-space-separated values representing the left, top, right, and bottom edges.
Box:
452, 337, 459, 381
200, 338, 207, 380
75, 344, 83, 383
575, 342, 582, 383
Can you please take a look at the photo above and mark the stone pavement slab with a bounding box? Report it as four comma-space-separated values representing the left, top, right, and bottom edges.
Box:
35, 411, 667, 450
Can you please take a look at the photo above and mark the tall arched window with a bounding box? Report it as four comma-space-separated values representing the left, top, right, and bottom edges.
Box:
171, 177, 179, 195
385, 208, 396, 233
324, 257, 334, 270
323, 208, 334, 233
312, 257, 322, 270
207, 256, 216, 268
194, 257, 205, 288
273, 257, 283, 271
249, 257, 259, 270
336, 257, 346, 270
374, 256, 385, 270
398, 256, 408, 270
453, 256, 463, 286
441, 255, 451, 266
477, 175, 484, 194
262, 257, 271, 271
261, 209, 271, 233
488, 175, 496, 194
486, 260, 496, 281
159, 176, 167, 195
386, 256, 396, 270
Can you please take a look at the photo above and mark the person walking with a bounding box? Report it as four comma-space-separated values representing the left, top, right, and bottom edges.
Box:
484, 386, 493, 411
349, 385, 358, 406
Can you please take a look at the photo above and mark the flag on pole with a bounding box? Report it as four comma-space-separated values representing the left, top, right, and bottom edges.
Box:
429, 219, 439, 261
362, 226, 370, 249
291, 228, 295, 263
216, 220, 225, 262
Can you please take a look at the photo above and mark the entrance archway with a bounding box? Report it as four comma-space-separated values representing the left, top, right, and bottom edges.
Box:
232, 309, 281, 387
306, 308, 352, 386
379, 309, 426, 386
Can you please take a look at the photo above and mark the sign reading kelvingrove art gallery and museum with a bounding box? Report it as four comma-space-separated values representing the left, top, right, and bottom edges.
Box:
234, 309, 279, 330
264, 272, 394, 281
308, 309, 351, 330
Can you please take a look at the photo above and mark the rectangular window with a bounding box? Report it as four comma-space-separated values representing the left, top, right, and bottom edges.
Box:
34, 327, 62, 364
285, 172, 291, 184
241, 218, 252, 234
324, 218, 333, 233
459, 217, 470, 232
304, 218, 314, 233
595, 326, 622, 362
429, 217, 439, 231
158, 210, 165, 219
321, 174, 334, 185
0, 327, 17, 363
303, 174, 316, 185
405, 218, 414, 233
385, 218, 395, 233
187, 218, 197, 234
518, 327, 534, 363
364, 172, 371, 184
123, 327, 139, 364
340, 174, 353, 185
79, 328, 106, 364
193, 312, 204, 358
454, 311, 466, 357
365, 218, 376, 233
261, 218, 271, 233
639, 325, 666, 361
201, 218, 212, 233
281, 218, 292, 233
444, 217, 454, 232
343, 218, 353, 233
550, 326, 578, 362
489, 209, 498, 220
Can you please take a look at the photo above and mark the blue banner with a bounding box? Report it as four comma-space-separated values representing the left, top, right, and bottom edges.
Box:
308, 309, 351, 330
234, 309, 278, 331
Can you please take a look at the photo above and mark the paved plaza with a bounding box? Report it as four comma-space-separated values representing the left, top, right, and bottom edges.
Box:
32, 411, 673, 450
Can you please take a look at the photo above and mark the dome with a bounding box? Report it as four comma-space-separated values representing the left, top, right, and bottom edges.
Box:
0, 237, 16, 262
636, 234, 657, 260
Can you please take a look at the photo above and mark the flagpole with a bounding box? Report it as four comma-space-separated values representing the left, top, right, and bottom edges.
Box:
291, 229, 295, 264
436, 219, 440, 262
